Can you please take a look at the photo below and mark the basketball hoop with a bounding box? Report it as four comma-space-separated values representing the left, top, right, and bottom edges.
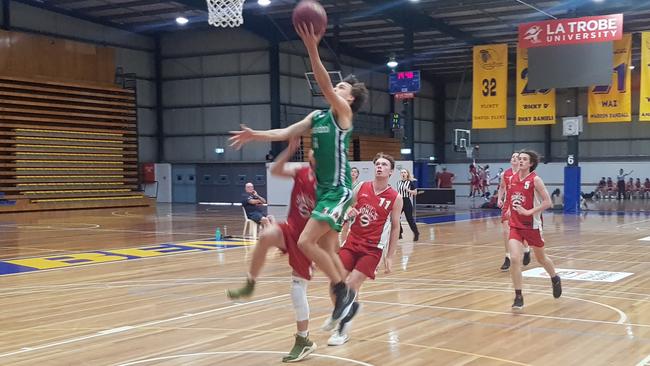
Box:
207, 0, 244, 28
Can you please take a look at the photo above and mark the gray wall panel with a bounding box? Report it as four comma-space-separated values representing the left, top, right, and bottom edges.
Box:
203, 76, 240, 104
163, 57, 202, 78
203, 54, 240, 75
161, 29, 267, 56
137, 80, 156, 107
165, 137, 204, 161
163, 79, 202, 106
164, 109, 203, 135
137, 108, 157, 135
241, 51, 270, 73
204, 106, 240, 133
242, 105, 272, 130
138, 137, 158, 163
241, 75, 270, 103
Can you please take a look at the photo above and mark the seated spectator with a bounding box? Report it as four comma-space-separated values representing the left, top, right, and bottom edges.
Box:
606, 177, 615, 198
634, 178, 642, 198
645, 178, 650, 199
551, 188, 563, 210
626, 178, 635, 199
242, 182, 268, 225
596, 177, 606, 199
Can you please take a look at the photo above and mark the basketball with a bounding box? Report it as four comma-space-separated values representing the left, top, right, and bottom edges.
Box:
292, 0, 328, 37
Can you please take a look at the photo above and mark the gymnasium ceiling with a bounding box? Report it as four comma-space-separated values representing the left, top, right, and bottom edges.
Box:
17, 0, 650, 77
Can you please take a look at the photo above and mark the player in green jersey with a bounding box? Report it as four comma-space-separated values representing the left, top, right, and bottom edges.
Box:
229, 23, 368, 328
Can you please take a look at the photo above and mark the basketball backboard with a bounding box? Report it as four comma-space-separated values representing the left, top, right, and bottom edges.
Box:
305, 71, 343, 97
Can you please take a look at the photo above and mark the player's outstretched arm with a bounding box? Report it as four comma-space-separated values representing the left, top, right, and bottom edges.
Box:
384, 195, 404, 274
270, 137, 301, 178
295, 23, 352, 126
229, 113, 315, 150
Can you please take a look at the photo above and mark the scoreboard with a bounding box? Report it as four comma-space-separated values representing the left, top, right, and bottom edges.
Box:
389, 71, 421, 94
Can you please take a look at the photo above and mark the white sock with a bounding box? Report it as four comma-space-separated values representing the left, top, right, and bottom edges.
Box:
297, 330, 308, 338
506, 253, 511, 259
524, 247, 530, 253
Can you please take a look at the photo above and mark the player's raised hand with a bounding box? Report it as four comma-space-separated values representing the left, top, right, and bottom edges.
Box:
384, 255, 393, 274
229, 124, 255, 150
295, 23, 322, 48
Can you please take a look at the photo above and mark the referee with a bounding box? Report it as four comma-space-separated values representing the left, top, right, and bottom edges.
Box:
397, 169, 419, 241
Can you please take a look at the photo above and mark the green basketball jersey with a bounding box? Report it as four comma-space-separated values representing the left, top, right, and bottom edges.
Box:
311, 109, 352, 189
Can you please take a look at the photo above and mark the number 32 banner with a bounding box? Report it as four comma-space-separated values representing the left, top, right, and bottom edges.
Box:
588, 33, 632, 123
516, 46, 556, 125
473, 44, 508, 129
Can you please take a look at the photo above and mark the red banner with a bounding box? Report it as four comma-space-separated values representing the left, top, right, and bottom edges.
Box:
519, 14, 623, 48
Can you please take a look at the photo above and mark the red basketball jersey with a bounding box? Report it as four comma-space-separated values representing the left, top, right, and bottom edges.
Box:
509, 171, 543, 230
348, 181, 398, 249
286, 166, 317, 231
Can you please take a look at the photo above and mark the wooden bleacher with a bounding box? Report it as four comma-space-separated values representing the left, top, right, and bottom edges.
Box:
0, 76, 153, 212
300, 134, 401, 162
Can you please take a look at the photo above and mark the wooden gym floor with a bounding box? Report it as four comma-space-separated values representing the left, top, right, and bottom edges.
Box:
0, 203, 649, 366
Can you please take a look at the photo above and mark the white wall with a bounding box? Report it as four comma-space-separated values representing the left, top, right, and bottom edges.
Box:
442, 161, 650, 196
267, 160, 413, 206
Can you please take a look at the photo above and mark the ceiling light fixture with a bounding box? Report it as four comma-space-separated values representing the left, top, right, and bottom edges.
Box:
258, 0, 271, 6
176, 17, 189, 25
386, 55, 398, 69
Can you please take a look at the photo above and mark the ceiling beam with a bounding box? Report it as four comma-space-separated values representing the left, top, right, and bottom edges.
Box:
359, 0, 483, 45
79, 0, 164, 14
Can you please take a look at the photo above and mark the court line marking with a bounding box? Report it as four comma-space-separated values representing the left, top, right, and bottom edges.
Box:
617, 218, 650, 228
3, 276, 649, 303
0, 294, 288, 359
639, 236, 650, 242
115, 351, 375, 366
547, 254, 650, 264
358, 288, 628, 324
636, 354, 650, 366
308, 294, 648, 329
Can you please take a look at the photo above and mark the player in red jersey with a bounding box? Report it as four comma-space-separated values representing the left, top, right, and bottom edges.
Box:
497, 152, 530, 271
469, 162, 480, 197
326, 152, 403, 346
508, 150, 562, 310
227, 138, 318, 362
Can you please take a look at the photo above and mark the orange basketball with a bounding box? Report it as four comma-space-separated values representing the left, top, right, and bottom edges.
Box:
292, 0, 328, 37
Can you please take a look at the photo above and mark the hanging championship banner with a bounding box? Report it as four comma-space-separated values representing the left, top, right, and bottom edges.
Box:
473, 44, 508, 129
640, 32, 650, 122
588, 33, 632, 123
516, 46, 556, 125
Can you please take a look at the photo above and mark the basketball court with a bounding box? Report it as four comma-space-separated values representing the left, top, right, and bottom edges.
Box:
1, 0, 650, 365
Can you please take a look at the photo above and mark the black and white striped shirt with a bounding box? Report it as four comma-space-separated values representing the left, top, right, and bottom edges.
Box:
397, 180, 415, 198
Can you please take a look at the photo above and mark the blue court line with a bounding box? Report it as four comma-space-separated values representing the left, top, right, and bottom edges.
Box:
416, 210, 502, 224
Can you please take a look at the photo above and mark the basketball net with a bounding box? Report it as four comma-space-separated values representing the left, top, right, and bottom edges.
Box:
465, 146, 474, 160
207, 0, 244, 28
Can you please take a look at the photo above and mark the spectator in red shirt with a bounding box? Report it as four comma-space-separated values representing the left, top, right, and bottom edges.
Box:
436, 167, 455, 188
